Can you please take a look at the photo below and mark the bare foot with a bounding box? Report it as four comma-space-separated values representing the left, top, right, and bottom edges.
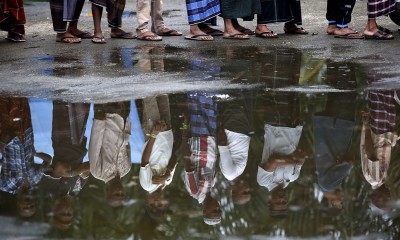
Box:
327, 24, 336, 35
255, 25, 277, 38
137, 31, 162, 41
56, 32, 81, 43
189, 26, 213, 40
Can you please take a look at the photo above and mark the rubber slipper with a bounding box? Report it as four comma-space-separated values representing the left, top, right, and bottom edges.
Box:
91, 36, 107, 44
223, 33, 249, 40
284, 27, 309, 35
334, 32, 363, 39
111, 32, 137, 39
364, 31, 394, 40
157, 29, 182, 36
240, 28, 255, 35
184, 34, 213, 41
377, 25, 392, 34
255, 31, 278, 38
203, 29, 224, 36
56, 36, 81, 43
74, 31, 94, 39
137, 34, 162, 41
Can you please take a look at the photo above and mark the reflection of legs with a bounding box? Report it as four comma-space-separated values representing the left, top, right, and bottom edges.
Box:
156, 94, 171, 129
142, 96, 161, 137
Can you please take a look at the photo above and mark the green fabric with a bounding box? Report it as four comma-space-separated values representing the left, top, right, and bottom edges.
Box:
220, 0, 261, 19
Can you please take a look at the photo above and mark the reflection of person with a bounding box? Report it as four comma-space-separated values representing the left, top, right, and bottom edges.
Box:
43, 101, 90, 229
0, 0, 26, 41
181, 93, 221, 225
313, 93, 356, 210
257, 94, 305, 216
0, 98, 51, 217
139, 95, 177, 218
218, 99, 253, 205
89, 102, 132, 208
361, 91, 399, 210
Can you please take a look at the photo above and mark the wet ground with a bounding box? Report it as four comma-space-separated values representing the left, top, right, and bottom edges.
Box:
1, 0, 400, 239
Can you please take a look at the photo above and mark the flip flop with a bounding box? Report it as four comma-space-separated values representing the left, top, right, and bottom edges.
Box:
223, 33, 249, 40
56, 36, 81, 43
137, 33, 162, 41
334, 32, 363, 39
184, 34, 213, 41
240, 28, 255, 35
5, 32, 26, 42
91, 36, 107, 44
157, 29, 182, 36
284, 27, 309, 35
203, 29, 224, 36
111, 32, 137, 39
377, 25, 392, 34
364, 31, 394, 40
75, 31, 94, 39
255, 31, 278, 38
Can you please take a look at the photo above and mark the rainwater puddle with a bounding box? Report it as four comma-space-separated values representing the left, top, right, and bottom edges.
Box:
1, 89, 400, 239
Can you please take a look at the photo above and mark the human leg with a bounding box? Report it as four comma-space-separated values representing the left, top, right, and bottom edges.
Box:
91, 4, 106, 43
66, 0, 93, 38
50, 0, 81, 43
223, 18, 249, 39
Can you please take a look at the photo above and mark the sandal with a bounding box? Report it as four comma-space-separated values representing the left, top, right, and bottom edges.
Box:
6, 32, 26, 42
284, 26, 309, 35
74, 31, 94, 39
364, 30, 394, 40
184, 34, 213, 41
137, 32, 162, 41
110, 32, 137, 39
56, 36, 81, 43
91, 36, 107, 44
377, 25, 392, 34
156, 28, 182, 36
255, 31, 278, 38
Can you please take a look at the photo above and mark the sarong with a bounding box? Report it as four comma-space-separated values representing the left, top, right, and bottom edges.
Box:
220, 0, 260, 19
186, 0, 220, 25
368, 0, 396, 19
257, 0, 303, 25
49, 0, 84, 32
90, 0, 125, 28
0, 0, 25, 34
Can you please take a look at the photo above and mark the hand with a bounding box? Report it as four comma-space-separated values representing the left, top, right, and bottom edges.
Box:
152, 169, 171, 185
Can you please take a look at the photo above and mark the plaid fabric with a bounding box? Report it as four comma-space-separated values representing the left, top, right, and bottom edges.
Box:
0, 128, 43, 194
367, 0, 396, 18
186, 0, 220, 25
368, 91, 396, 135
0, 0, 25, 34
184, 136, 216, 203
0, 98, 32, 143
188, 93, 218, 137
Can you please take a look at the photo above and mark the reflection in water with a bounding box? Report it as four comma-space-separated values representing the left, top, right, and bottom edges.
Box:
1, 89, 400, 238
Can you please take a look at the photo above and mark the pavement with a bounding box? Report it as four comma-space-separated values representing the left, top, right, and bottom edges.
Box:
1, 0, 400, 102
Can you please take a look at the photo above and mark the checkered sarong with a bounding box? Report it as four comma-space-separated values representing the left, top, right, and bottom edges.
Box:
186, 0, 220, 25
367, 0, 396, 19
368, 91, 396, 135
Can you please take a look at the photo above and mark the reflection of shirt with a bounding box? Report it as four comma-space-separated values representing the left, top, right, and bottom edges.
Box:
0, 128, 43, 194
183, 136, 216, 204
89, 113, 132, 183
139, 130, 175, 193
257, 124, 303, 191
218, 129, 250, 181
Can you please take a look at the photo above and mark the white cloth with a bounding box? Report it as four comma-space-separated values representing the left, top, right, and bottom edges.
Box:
89, 113, 132, 183
218, 129, 250, 181
139, 130, 175, 193
257, 124, 303, 191
360, 123, 397, 189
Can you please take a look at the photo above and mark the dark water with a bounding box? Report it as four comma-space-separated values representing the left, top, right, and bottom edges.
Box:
1, 89, 400, 239
1, 46, 400, 239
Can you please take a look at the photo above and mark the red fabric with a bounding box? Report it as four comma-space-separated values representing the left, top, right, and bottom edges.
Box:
0, 0, 25, 34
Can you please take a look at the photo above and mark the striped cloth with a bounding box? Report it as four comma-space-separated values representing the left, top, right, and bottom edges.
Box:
188, 92, 218, 137
368, 0, 396, 19
186, 0, 220, 25
368, 91, 396, 135
0, 128, 43, 194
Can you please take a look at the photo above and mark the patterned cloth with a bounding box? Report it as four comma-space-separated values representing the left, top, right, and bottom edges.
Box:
186, 0, 220, 25
368, 0, 396, 19
188, 93, 218, 137
0, 128, 43, 194
49, 0, 85, 32
0, 0, 25, 34
183, 136, 216, 204
368, 91, 396, 135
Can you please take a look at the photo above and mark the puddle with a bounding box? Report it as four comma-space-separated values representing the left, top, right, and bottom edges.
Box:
1, 89, 400, 239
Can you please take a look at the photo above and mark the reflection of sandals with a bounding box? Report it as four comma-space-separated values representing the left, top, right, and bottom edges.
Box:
6, 32, 26, 42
